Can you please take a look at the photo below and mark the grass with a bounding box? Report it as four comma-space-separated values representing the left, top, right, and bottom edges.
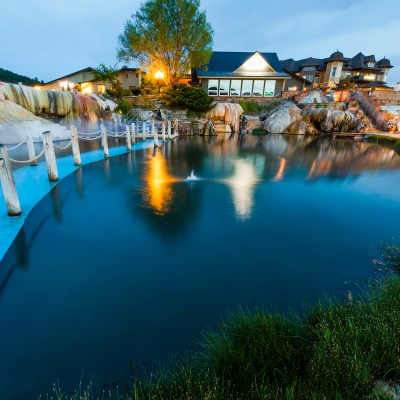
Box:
239, 100, 265, 115
49, 245, 400, 400
367, 135, 400, 156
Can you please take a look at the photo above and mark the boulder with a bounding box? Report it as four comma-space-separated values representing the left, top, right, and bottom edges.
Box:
303, 108, 359, 133
284, 120, 318, 135
207, 102, 243, 133
241, 115, 262, 134
261, 102, 302, 133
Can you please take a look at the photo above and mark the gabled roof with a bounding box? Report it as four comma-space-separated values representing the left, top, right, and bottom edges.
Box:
196, 51, 289, 78
44, 67, 95, 85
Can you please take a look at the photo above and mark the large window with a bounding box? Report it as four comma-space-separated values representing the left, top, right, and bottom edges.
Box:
264, 80, 275, 97
230, 80, 241, 96
252, 80, 264, 96
332, 67, 337, 77
241, 80, 253, 96
219, 80, 230, 96
208, 80, 218, 96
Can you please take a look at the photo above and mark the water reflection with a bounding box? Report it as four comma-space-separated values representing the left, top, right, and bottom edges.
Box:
142, 149, 180, 215
224, 159, 260, 220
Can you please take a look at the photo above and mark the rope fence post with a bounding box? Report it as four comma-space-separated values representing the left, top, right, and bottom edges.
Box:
162, 123, 166, 142
131, 123, 136, 145
26, 134, 37, 166
0, 145, 21, 216
168, 120, 172, 139
153, 124, 160, 147
114, 119, 118, 134
71, 127, 81, 166
142, 121, 147, 140
126, 125, 131, 151
101, 124, 109, 158
42, 131, 58, 181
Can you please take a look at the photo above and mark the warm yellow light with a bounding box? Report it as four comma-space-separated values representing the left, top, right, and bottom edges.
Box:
155, 71, 165, 80
81, 82, 92, 94
34, 85, 41, 90
143, 151, 179, 215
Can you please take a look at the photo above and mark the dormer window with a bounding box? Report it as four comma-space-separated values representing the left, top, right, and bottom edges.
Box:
303, 66, 315, 71
367, 62, 375, 68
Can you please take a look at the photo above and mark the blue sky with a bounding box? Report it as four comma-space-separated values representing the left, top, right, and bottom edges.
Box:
1, 0, 399, 85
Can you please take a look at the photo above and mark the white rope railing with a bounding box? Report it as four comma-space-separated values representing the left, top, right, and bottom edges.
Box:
53, 140, 73, 151
9, 147, 46, 165
6, 138, 27, 151
78, 133, 103, 141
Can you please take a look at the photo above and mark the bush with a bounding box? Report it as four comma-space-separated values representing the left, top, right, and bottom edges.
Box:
115, 99, 133, 115
252, 128, 266, 136
239, 100, 264, 114
163, 84, 213, 112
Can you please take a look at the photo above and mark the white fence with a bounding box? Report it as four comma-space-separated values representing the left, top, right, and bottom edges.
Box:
0, 120, 179, 217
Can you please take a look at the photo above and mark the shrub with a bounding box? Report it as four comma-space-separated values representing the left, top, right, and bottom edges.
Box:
163, 84, 213, 112
252, 128, 266, 136
115, 99, 133, 115
239, 100, 264, 114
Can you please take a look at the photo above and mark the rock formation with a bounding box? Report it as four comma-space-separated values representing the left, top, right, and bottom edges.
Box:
207, 102, 243, 134
260, 102, 302, 133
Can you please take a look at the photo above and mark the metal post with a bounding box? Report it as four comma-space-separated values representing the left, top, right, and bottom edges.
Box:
126, 125, 131, 151
42, 131, 58, 181
71, 127, 81, 166
101, 124, 109, 158
168, 120, 172, 139
0, 145, 21, 216
26, 134, 37, 166
131, 123, 136, 145
162, 123, 166, 142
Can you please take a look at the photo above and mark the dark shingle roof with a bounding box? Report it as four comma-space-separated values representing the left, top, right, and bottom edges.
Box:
196, 51, 288, 77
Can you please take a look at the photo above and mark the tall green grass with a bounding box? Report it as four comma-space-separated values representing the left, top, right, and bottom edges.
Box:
367, 135, 400, 155
50, 245, 400, 400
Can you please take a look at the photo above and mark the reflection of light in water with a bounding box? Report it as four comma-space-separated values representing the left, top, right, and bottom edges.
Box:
224, 159, 259, 221
143, 151, 179, 215
272, 157, 286, 182
307, 160, 317, 180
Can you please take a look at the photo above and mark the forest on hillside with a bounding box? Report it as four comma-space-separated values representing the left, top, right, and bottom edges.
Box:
0, 67, 43, 86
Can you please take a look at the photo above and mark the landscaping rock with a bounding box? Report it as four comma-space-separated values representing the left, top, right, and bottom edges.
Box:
207, 102, 243, 133
303, 108, 359, 133
241, 115, 262, 134
261, 102, 302, 133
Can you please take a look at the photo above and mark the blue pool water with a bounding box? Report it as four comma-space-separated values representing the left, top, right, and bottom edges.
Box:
1, 135, 400, 398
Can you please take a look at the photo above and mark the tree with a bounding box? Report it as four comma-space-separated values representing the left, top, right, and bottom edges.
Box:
117, 0, 213, 89
336, 78, 356, 89
93, 64, 128, 99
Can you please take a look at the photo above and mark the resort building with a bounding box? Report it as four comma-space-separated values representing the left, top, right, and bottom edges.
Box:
281, 51, 393, 89
192, 51, 290, 100
40, 67, 142, 93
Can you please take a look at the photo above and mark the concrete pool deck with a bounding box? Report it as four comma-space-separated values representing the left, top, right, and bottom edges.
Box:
0, 139, 155, 262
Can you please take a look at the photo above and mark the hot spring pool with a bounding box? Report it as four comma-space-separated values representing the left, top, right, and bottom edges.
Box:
1, 135, 400, 398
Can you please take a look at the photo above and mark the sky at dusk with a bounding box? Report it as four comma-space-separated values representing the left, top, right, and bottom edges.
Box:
1, 0, 399, 85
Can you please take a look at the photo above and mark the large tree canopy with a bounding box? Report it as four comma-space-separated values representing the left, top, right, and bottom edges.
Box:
118, 0, 213, 89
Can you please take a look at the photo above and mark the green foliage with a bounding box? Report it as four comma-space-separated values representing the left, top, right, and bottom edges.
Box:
252, 128, 266, 136
93, 64, 130, 99
115, 100, 133, 115
117, 0, 213, 88
0, 67, 42, 86
139, 73, 158, 95
164, 84, 213, 112
239, 100, 264, 114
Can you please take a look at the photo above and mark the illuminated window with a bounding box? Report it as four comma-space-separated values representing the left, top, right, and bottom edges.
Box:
264, 81, 275, 97
208, 80, 218, 96
97, 84, 106, 93
241, 80, 253, 96
219, 80, 230, 96
230, 80, 241, 96
253, 80, 264, 96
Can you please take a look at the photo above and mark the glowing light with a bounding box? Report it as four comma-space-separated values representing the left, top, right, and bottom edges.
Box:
235, 52, 274, 73
143, 151, 179, 215
34, 85, 41, 90
80, 82, 92, 94
155, 71, 165, 80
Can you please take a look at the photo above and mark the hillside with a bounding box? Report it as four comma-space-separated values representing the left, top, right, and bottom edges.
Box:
0, 67, 43, 86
